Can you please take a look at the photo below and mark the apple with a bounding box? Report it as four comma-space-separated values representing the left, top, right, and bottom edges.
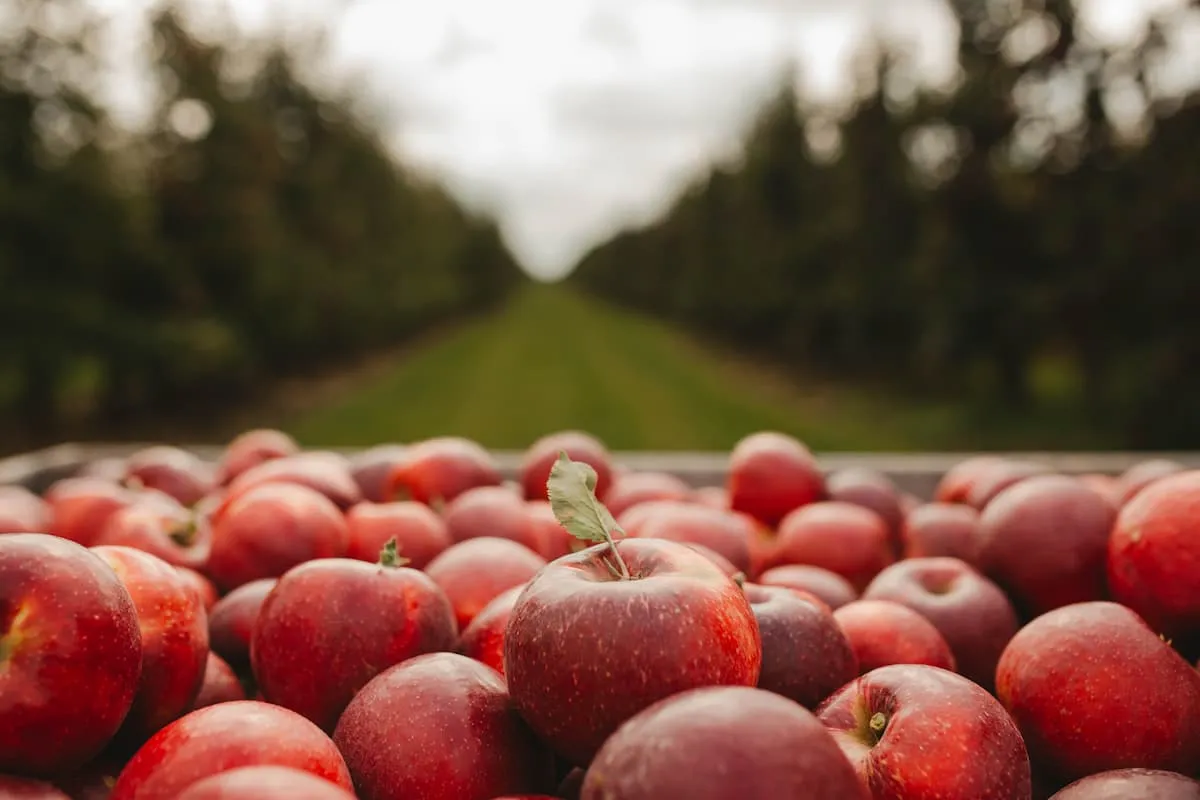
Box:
727, 432, 825, 528
0, 534, 142, 776
333, 653, 557, 800
602, 471, 691, 518
177, 766, 356, 800
978, 475, 1114, 618
772, 502, 894, 591
192, 652, 245, 710
819, 664, 1032, 799
384, 437, 502, 504
935, 456, 1008, 504
79, 456, 131, 482
863, 557, 1019, 690
690, 486, 729, 509
213, 429, 299, 486
348, 444, 409, 503
743, 583, 858, 709
627, 502, 753, 574
0, 485, 50, 534
92, 546, 209, 744
123, 446, 215, 507
251, 542, 458, 732
614, 499, 683, 536
1049, 769, 1200, 799
208, 578, 277, 672
45, 477, 135, 546
901, 502, 981, 564
425, 537, 547, 630
1077, 474, 1122, 508
1118, 459, 1186, 505
833, 600, 957, 674
686, 543, 742, 578
1108, 471, 1200, 657
205, 483, 348, 592
0, 775, 71, 799
52, 759, 123, 800
443, 486, 543, 552
965, 460, 1050, 510
109, 701, 353, 800
459, 585, 523, 676
826, 468, 904, 547
757, 563, 858, 609
521, 431, 613, 502
582, 686, 866, 799
175, 566, 218, 611
344, 501, 450, 569
91, 497, 209, 570
526, 500, 577, 560
220, 452, 361, 512
996, 601, 1200, 783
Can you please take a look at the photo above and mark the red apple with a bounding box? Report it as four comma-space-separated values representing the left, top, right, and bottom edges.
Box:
1118, 459, 1186, 505
348, 444, 409, 503
425, 538, 547, 630
214, 429, 299, 486
220, 451, 361, 512
863, 557, 1018, 690
834, 600, 957, 674
251, 546, 458, 732
613, 499, 683, 537
505, 537, 761, 765
175, 566, 218, 611
978, 475, 1114, 618
1077, 474, 1122, 508
0, 775, 71, 799
965, 460, 1050, 510
123, 446, 215, 508
193, 652, 245, 710
45, 477, 135, 546
459, 585, 523, 676
602, 472, 691, 518
935, 456, 1007, 504
332, 653, 557, 800
996, 601, 1200, 782
827, 468, 904, 546
582, 686, 866, 799
0, 534, 142, 776
526, 500, 577, 560
177, 766, 356, 800
79, 456, 130, 483
0, 486, 50, 534
520, 431, 613, 502
109, 701, 353, 800
690, 486, 729, 509
627, 503, 753, 574
727, 431, 825, 528
743, 583, 858, 709
686, 543, 742, 578
205, 483, 348, 592
819, 664, 1032, 798
757, 564, 858, 609
901, 502, 981, 564
344, 501, 450, 569
1050, 769, 1200, 799
1108, 471, 1200, 655
443, 486, 543, 552
92, 497, 208, 570
773, 502, 894, 591
208, 578, 276, 672
384, 437, 502, 504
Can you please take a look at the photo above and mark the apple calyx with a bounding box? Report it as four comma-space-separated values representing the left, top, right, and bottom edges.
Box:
547, 451, 631, 580
867, 712, 889, 744
168, 515, 199, 547
378, 537, 411, 568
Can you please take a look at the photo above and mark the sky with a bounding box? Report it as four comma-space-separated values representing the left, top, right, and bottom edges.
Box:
94, 0, 1195, 279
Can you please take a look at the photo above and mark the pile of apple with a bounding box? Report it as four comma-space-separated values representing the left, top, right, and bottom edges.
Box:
1, 430, 1199, 800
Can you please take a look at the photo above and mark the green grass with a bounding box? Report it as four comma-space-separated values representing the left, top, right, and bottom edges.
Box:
283, 283, 1110, 451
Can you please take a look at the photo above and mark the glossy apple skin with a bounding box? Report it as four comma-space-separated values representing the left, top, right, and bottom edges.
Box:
92, 498, 209, 570
901, 503, 981, 564
333, 653, 557, 800
384, 437, 502, 504
0, 534, 143, 777
45, 477, 135, 546
251, 557, 458, 732
348, 444, 409, 503
965, 460, 1050, 510
504, 538, 762, 766
207, 578, 276, 672
758, 564, 858, 609
1118, 459, 1186, 505
214, 429, 299, 487
123, 446, 215, 508
583, 686, 866, 800
0, 485, 51, 534
92, 546, 209, 743
193, 652, 245, 710
819, 664, 1032, 799
110, 701, 353, 800
628, 503, 753, 574
978, 475, 1114, 618
834, 600, 957, 674
0, 775, 72, 799
459, 585, 523, 676
773, 502, 894, 591
344, 501, 450, 569
996, 601, 1200, 783
602, 472, 691, 518
744, 583, 858, 709
1049, 769, 1200, 799
525, 500, 577, 560
827, 468, 904, 546
443, 486, 543, 552
176, 567, 218, 611
425, 538, 547, 630
220, 452, 361, 512
727, 432, 825, 528
521, 431, 613, 502
863, 557, 1019, 690
205, 483, 348, 592
177, 766, 356, 800
1108, 471, 1200, 656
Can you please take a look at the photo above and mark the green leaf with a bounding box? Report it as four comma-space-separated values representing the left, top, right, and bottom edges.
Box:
547, 451, 624, 545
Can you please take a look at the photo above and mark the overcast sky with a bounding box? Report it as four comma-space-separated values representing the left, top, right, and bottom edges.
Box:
96, 0, 1192, 279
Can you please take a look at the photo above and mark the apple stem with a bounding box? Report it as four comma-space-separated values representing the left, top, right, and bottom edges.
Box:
547, 451, 632, 580
378, 537, 410, 568
731, 571, 747, 589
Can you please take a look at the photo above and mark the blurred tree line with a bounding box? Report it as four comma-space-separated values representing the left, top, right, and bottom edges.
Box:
0, 1, 521, 444
571, 0, 1200, 448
